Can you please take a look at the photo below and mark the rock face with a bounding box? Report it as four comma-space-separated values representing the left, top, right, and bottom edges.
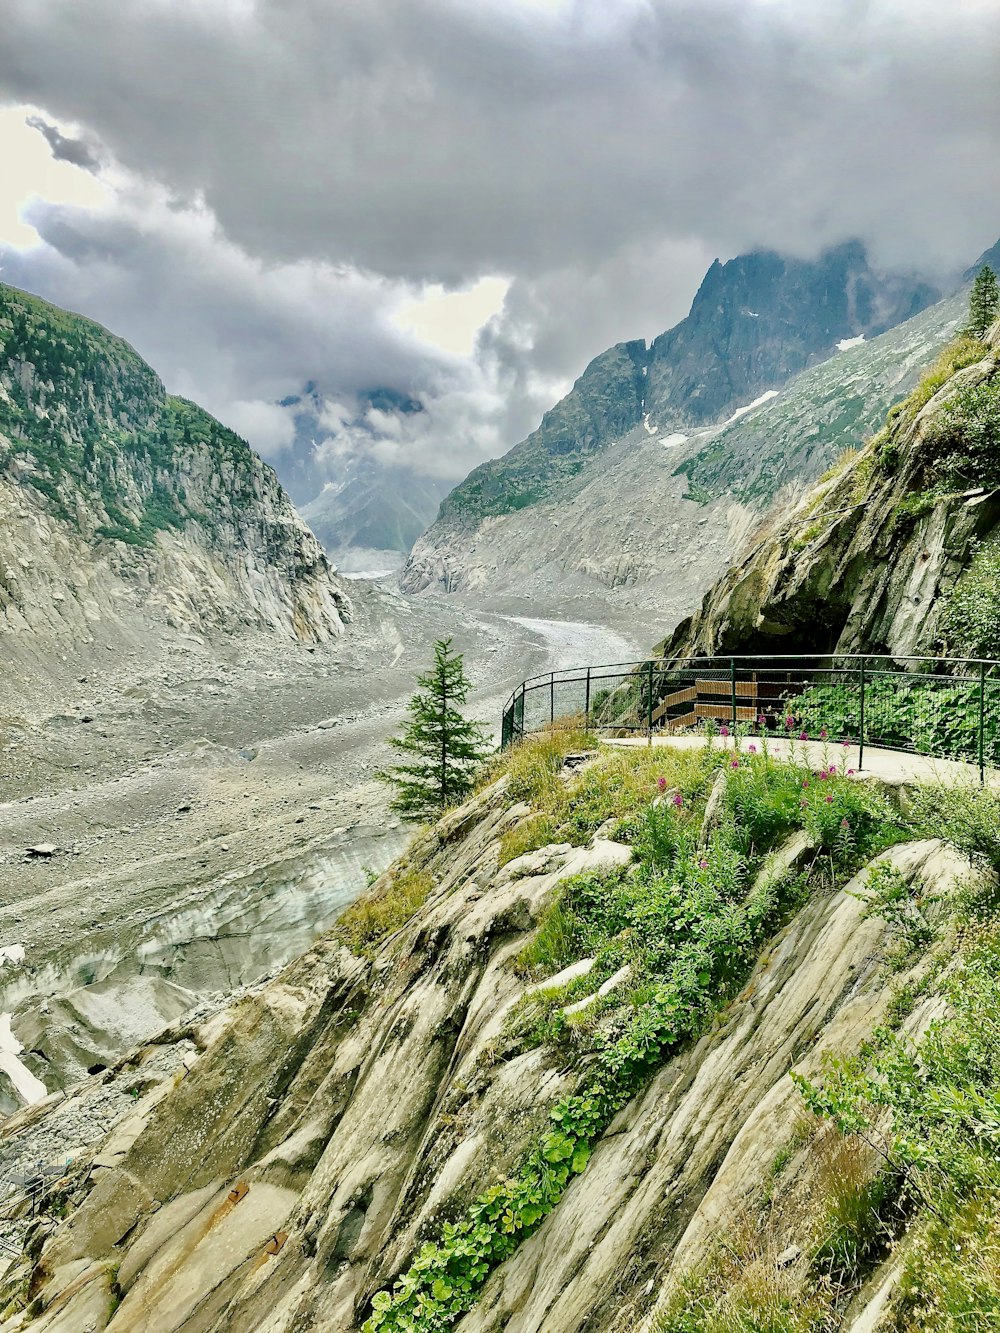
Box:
0, 283, 350, 651
0, 772, 973, 1333
642, 240, 939, 430
401, 288, 966, 633
662, 316, 1000, 662
401, 241, 966, 622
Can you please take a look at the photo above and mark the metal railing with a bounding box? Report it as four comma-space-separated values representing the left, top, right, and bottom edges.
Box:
500, 654, 1000, 781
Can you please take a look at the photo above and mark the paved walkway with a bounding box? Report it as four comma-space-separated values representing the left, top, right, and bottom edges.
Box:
605, 733, 996, 787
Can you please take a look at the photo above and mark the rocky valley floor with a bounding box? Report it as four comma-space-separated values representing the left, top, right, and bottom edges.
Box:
0, 580, 640, 1108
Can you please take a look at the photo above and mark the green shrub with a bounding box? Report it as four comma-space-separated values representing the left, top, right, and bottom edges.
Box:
794, 926, 1000, 1328
923, 372, 1000, 490
939, 535, 1000, 659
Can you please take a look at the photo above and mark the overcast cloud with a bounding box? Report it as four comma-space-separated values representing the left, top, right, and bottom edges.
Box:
0, 0, 998, 484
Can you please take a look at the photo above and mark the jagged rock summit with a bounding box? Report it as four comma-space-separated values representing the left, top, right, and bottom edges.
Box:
0, 282, 351, 653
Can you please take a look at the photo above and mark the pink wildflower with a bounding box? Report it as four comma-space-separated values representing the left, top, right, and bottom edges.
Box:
785, 715, 795, 729
720, 725, 730, 737
757, 715, 767, 726
826, 794, 834, 804
799, 731, 808, 741
842, 739, 850, 749
672, 792, 683, 808
748, 743, 758, 754
840, 818, 850, 828
847, 768, 856, 777
802, 778, 810, 788
819, 728, 829, 740
730, 759, 740, 770
698, 858, 709, 869
657, 776, 668, 792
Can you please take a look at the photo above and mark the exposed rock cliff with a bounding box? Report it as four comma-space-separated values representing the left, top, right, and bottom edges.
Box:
0, 736, 990, 1332
661, 315, 1000, 662
0, 283, 350, 656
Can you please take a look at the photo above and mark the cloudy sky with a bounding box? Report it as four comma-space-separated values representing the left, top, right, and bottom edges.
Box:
1, 0, 998, 486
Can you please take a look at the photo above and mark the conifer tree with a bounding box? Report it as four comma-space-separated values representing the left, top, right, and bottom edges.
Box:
379, 638, 490, 821
966, 265, 999, 339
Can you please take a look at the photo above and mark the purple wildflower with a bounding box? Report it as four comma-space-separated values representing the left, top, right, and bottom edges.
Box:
720, 725, 730, 737
730, 759, 740, 770
748, 743, 758, 754
672, 792, 683, 808
657, 776, 668, 792
819, 728, 829, 740
698, 858, 709, 869
826, 794, 834, 804
799, 731, 808, 741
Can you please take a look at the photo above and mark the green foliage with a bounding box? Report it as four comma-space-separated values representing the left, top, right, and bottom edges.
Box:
906, 780, 1000, 874
940, 535, 1000, 660
883, 335, 989, 442
965, 265, 999, 339
849, 860, 935, 959
378, 639, 491, 822
790, 673, 1000, 768
923, 372, 1000, 490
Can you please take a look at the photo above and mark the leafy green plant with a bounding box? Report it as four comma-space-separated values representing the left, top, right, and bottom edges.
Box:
850, 861, 935, 959
794, 927, 1000, 1329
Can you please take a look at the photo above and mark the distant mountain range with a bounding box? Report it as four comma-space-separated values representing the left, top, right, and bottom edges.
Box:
399, 237, 998, 632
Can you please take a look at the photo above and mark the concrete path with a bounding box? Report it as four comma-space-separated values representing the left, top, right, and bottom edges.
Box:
605, 733, 996, 788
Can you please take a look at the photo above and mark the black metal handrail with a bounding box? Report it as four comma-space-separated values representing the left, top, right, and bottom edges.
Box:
500, 653, 1000, 782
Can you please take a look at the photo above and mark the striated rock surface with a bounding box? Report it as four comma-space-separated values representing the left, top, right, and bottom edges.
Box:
0, 283, 350, 657
0, 769, 975, 1333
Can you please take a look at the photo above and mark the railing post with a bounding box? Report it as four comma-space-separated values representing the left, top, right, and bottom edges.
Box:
647, 660, 654, 744
979, 660, 986, 785
549, 672, 555, 727
584, 667, 591, 734
858, 657, 866, 771
730, 658, 737, 728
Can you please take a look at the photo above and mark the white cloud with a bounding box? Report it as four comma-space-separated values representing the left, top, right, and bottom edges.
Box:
0, 105, 108, 248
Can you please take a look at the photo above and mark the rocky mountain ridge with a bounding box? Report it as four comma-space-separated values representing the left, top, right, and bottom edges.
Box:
401, 241, 974, 621
0, 283, 351, 666
401, 286, 968, 635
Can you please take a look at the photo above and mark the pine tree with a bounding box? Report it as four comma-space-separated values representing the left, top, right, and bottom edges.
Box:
379, 638, 490, 821
966, 265, 999, 339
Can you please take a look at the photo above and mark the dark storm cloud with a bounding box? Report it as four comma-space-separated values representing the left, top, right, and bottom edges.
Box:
3, 0, 998, 280
24, 114, 101, 171
1, 0, 998, 480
